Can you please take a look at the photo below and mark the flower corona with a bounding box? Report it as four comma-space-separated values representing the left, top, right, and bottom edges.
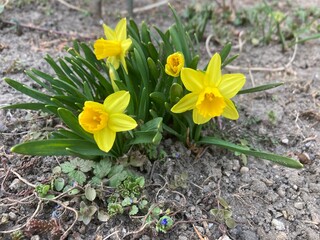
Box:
79, 91, 137, 152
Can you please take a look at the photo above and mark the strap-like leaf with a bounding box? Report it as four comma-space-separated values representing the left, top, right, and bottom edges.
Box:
238, 83, 283, 95
198, 136, 303, 169
11, 139, 98, 156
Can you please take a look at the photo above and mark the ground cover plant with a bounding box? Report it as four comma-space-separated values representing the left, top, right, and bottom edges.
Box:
1, 1, 319, 239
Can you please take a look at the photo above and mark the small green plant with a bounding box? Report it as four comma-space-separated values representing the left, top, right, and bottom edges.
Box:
156, 216, 174, 233
210, 197, 236, 229
35, 183, 51, 198
107, 176, 147, 217
183, 2, 214, 40
78, 201, 97, 225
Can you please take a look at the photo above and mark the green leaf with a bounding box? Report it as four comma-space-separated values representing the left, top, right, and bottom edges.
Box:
108, 165, 124, 177
122, 197, 132, 207
221, 54, 239, 68
109, 171, 128, 188
61, 162, 76, 173
198, 137, 303, 169
11, 139, 97, 156
169, 4, 192, 65
69, 170, 86, 185
129, 205, 139, 215
220, 42, 232, 63
85, 185, 96, 201
93, 159, 112, 179
225, 217, 236, 229
1, 103, 48, 111
71, 158, 95, 172
138, 199, 148, 210
5, 78, 52, 104
238, 82, 283, 95
217, 197, 230, 209
54, 177, 65, 191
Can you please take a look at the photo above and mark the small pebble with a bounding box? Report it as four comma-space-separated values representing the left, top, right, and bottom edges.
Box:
8, 212, 17, 221
178, 236, 188, 240
9, 178, 22, 190
30, 236, 40, 240
294, 202, 305, 210
218, 235, 231, 240
272, 219, 285, 231
281, 138, 289, 144
240, 166, 249, 173
276, 232, 288, 240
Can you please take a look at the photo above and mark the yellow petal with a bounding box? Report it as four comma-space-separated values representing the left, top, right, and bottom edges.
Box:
115, 18, 127, 41
222, 98, 239, 120
192, 108, 212, 124
104, 91, 130, 113
94, 126, 116, 152
218, 74, 246, 99
171, 92, 198, 113
107, 56, 120, 70
103, 23, 116, 40
121, 38, 132, 52
180, 68, 205, 92
94, 39, 121, 60
205, 53, 221, 87
108, 113, 137, 132
119, 54, 128, 73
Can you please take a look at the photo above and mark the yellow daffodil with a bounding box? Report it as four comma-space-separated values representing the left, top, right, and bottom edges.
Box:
94, 18, 132, 73
79, 91, 137, 152
165, 52, 184, 77
171, 53, 246, 124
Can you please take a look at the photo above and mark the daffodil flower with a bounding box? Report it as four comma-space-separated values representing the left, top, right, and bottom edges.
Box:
171, 53, 246, 124
165, 52, 184, 77
94, 18, 132, 73
78, 91, 137, 152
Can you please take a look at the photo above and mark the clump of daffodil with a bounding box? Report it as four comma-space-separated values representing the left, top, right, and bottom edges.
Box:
171, 53, 246, 124
78, 91, 137, 152
94, 18, 132, 73
165, 52, 184, 77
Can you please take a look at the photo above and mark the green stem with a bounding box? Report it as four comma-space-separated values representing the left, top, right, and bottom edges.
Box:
193, 124, 202, 142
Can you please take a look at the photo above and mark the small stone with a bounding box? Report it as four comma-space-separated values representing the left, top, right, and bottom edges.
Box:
218, 235, 231, 240
9, 178, 22, 190
276, 232, 288, 240
30, 236, 40, 240
272, 219, 285, 231
277, 188, 286, 198
251, 180, 268, 194
140, 236, 151, 240
8, 212, 17, 221
240, 166, 249, 174
178, 236, 188, 240
309, 183, 320, 193
294, 202, 305, 210
194, 226, 204, 234
241, 230, 258, 240
281, 138, 289, 144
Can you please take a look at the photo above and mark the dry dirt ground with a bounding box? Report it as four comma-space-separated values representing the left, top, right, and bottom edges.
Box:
0, 0, 320, 240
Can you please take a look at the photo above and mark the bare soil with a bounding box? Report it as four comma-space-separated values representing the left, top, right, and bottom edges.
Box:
0, 1, 319, 240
